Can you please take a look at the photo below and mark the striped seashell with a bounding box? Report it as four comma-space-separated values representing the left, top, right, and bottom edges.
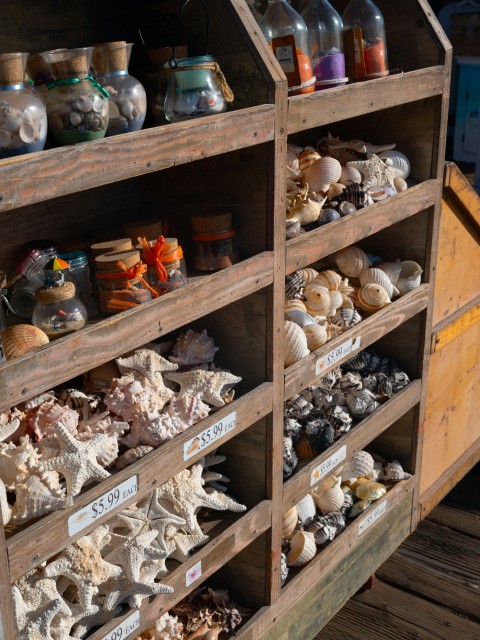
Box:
356, 481, 387, 501
337, 182, 370, 208
285, 299, 307, 313
356, 284, 391, 312
305, 418, 335, 454
376, 261, 402, 285
1, 325, 49, 360
303, 156, 342, 194
285, 393, 313, 418
314, 511, 346, 533
378, 150, 410, 179
285, 271, 305, 299
314, 270, 343, 291
303, 323, 328, 350
340, 492, 354, 514
343, 450, 375, 481
282, 506, 299, 538
330, 307, 362, 328
390, 371, 410, 393
396, 260, 422, 295
300, 267, 319, 285
284, 321, 310, 367
360, 268, 400, 299
327, 290, 343, 317
285, 309, 317, 327
304, 282, 331, 316
295, 493, 317, 526
307, 519, 337, 545
332, 246, 370, 278
298, 146, 321, 175
325, 405, 352, 433
287, 530, 317, 566
312, 476, 345, 513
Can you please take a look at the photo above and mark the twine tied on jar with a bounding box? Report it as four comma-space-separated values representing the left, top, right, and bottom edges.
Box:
138, 235, 184, 282
165, 61, 234, 103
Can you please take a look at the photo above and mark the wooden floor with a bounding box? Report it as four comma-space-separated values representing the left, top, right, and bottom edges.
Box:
317, 465, 480, 639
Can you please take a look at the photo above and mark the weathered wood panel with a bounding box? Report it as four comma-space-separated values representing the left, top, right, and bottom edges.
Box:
427, 503, 480, 538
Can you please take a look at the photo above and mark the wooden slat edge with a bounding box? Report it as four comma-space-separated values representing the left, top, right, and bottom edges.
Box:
7, 383, 273, 580
431, 301, 480, 352
283, 380, 422, 509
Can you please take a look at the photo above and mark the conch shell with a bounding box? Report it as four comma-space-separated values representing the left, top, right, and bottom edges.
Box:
332, 246, 370, 278
360, 268, 400, 299
356, 284, 391, 312
287, 197, 323, 225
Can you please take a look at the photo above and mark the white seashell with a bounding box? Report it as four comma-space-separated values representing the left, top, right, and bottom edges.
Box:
120, 99, 135, 119
18, 122, 37, 144
314, 270, 342, 291
287, 530, 317, 566
394, 177, 408, 192
12, 473, 67, 522
298, 147, 321, 175
284, 321, 310, 367
282, 506, 298, 538
285, 299, 307, 313
312, 476, 344, 513
342, 451, 375, 482
1, 116, 22, 132
376, 261, 402, 286
108, 100, 121, 119
304, 282, 331, 316
327, 290, 343, 317
360, 268, 400, 299
75, 95, 93, 113
300, 267, 319, 284
295, 493, 317, 526
396, 260, 423, 295
287, 144, 302, 171
339, 166, 362, 186
0, 478, 12, 525
303, 157, 342, 194
285, 309, 317, 327
378, 150, 410, 179
356, 284, 391, 312
69, 111, 83, 127
303, 323, 328, 350
288, 198, 323, 225
170, 329, 218, 365
332, 246, 370, 278
382, 460, 412, 482
0, 129, 12, 147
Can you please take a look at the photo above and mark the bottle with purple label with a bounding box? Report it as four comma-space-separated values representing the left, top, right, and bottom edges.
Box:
299, 0, 348, 90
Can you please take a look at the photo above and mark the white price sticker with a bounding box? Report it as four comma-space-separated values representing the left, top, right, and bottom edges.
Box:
186, 560, 202, 587
183, 411, 236, 461
100, 610, 140, 640
358, 499, 387, 536
316, 336, 362, 375
68, 476, 138, 536
310, 445, 347, 486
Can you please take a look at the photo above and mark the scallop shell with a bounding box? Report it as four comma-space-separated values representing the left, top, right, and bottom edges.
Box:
282, 506, 299, 539
356, 284, 391, 312
343, 451, 375, 482
300, 268, 319, 285
1, 325, 49, 360
287, 530, 317, 566
332, 246, 370, 278
298, 147, 321, 175
396, 260, 423, 295
378, 150, 410, 179
339, 166, 362, 186
285, 299, 307, 313
288, 198, 323, 225
304, 282, 331, 316
312, 476, 345, 513
285, 309, 317, 327
360, 268, 400, 299
314, 270, 342, 291
284, 321, 310, 367
303, 323, 328, 350
295, 493, 316, 526
377, 261, 402, 286
303, 157, 342, 194
356, 481, 387, 501
326, 182, 346, 200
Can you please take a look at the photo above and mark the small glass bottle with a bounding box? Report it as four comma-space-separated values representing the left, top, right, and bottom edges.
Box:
342, 0, 388, 81
40, 47, 109, 145
92, 42, 147, 136
193, 230, 239, 271
138, 236, 188, 295
260, 0, 315, 96
58, 251, 98, 317
299, 0, 347, 89
32, 281, 87, 339
247, 0, 264, 25
0, 52, 47, 159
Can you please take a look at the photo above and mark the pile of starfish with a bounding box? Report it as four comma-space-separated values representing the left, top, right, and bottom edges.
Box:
12, 456, 246, 639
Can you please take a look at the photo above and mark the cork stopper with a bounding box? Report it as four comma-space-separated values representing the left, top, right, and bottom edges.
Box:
92, 42, 131, 75
43, 47, 92, 80
27, 49, 66, 85
121, 219, 163, 244
191, 212, 232, 234
95, 249, 140, 273
90, 238, 133, 257
0, 53, 28, 86
35, 281, 76, 304
136, 237, 178, 252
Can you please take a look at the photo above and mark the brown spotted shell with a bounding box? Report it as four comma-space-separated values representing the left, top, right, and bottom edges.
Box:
1, 325, 49, 360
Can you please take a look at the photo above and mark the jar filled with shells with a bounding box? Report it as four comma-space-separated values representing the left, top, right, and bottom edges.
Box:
137, 235, 188, 295
0, 52, 47, 159
40, 47, 109, 145
32, 281, 87, 339
92, 41, 147, 136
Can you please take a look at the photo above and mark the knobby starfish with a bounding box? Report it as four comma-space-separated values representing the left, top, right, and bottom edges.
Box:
164, 369, 242, 407
116, 348, 178, 381
164, 526, 210, 563
101, 561, 173, 611
12, 578, 72, 640
51, 601, 99, 640
104, 529, 168, 582
346, 154, 396, 189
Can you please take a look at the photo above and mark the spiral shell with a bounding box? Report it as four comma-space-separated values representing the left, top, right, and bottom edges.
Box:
285, 271, 305, 299
312, 476, 345, 513
314, 270, 342, 291
304, 282, 331, 316
360, 268, 400, 299
356, 481, 387, 501
288, 198, 323, 225
287, 530, 317, 566
332, 246, 370, 278
396, 260, 423, 295
285, 299, 307, 313
327, 290, 343, 317
307, 519, 337, 546
376, 262, 402, 286
299, 147, 321, 175
303, 323, 329, 350
300, 267, 319, 285
356, 284, 391, 312
378, 150, 410, 179
337, 183, 370, 208
295, 493, 316, 526
303, 157, 342, 194
1, 325, 49, 360
343, 451, 375, 482
284, 321, 310, 367
282, 506, 299, 539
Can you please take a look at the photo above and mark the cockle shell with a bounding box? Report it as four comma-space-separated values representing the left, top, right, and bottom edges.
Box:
332, 246, 370, 278
298, 147, 321, 175
378, 150, 410, 179
339, 166, 362, 186
304, 282, 331, 316
356, 284, 391, 312
303, 157, 342, 194
285, 299, 307, 313
303, 323, 328, 350
287, 530, 317, 566
300, 268, 319, 285
342, 451, 375, 482
288, 198, 323, 225
360, 268, 400, 299
356, 481, 387, 501
312, 476, 345, 513
284, 321, 309, 367
295, 493, 316, 526
396, 260, 423, 295
282, 506, 298, 538
1, 325, 49, 360
314, 270, 342, 291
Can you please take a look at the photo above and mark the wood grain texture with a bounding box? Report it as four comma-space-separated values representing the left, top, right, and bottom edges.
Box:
433, 301, 480, 352
0, 519, 16, 639
427, 503, 480, 538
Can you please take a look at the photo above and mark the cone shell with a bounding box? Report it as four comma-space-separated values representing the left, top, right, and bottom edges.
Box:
303, 323, 328, 350
295, 493, 316, 526
282, 506, 299, 539
356, 284, 391, 312
339, 165, 362, 186
314, 270, 342, 291
300, 267, 319, 285
378, 150, 410, 179
304, 282, 331, 316
332, 246, 370, 278
360, 268, 400, 299
397, 260, 422, 295
1, 325, 49, 360
284, 321, 310, 367
303, 157, 342, 194
287, 530, 317, 567
376, 261, 402, 286
343, 451, 375, 481
285, 299, 307, 313
356, 481, 387, 501
298, 147, 321, 175
312, 476, 345, 513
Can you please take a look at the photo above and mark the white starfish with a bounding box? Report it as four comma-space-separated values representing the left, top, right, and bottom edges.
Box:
165, 526, 209, 562
164, 369, 242, 407
346, 154, 396, 189
104, 529, 168, 582
101, 561, 173, 611
12, 578, 71, 640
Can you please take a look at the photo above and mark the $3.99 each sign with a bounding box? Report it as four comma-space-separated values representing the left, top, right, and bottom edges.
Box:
183, 411, 237, 460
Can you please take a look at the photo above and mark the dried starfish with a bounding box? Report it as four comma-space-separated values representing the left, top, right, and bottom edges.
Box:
51, 601, 100, 640
104, 529, 168, 582
101, 561, 173, 611
0, 415, 20, 442
70, 604, 122, 639
164, 369, 242, 407
39, 422, 111, 503
116, 348, 178, 381
165, 526, 210, 562
346, 154, 396, 188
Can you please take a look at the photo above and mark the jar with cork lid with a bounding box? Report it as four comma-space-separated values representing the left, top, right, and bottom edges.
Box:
0, 52, 48, 158
32, 281, 87, 339
91, 42, 147, 136
138, 236, 188, 295
191, 212, 239, 271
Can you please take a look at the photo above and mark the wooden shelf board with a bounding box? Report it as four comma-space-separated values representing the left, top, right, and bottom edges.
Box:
6, 382, 273, 581
0, 252, 273, 412
283, 380, 422, 510
0, 104, 275, 213
287, 67, 445, 134
284, 284, 429, 398
286, 181, 437, 275
87, 500, 272, 640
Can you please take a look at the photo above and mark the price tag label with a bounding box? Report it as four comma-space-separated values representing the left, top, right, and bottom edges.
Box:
183, 411, 236, 461
100, 610, 140, 640
316, 336, 362, 375
358, 499, 387, 536
186, 560, 202, 587
310, 445, 347, 486
68, 476, 138, 536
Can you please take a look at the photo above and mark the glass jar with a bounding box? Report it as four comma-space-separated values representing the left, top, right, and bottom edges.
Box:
92, 42, 147, 136
193, 229, 239, 271
342, 0, 388, 81
27, 49, 67, 97
164, 55, 232, 123
17, 241, 57, 282
0, 52, 47, 159
32, 282, 87, 339
58, 251, 97, 317
40, 47, 109, 146
9, 277, 39, 319
299, 0, 347, 89
138, 236, 188, 295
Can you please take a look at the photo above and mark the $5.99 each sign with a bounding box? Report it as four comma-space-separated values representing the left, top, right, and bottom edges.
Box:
316, 336, 362, 375
183, 411, 236, 461
100, 611, 140, 640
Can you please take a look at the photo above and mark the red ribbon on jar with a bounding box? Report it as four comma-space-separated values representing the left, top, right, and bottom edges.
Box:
138, 235, 184, 283
95, 259, 159, 298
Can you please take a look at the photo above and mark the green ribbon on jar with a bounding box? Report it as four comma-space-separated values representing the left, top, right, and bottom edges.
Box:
46, 75, 110, 99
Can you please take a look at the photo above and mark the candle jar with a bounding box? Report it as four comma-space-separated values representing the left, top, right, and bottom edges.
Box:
0, 52, 47, 159
92, 42, 147, 136
40, 47, 109, 146
32, 282, 87, 339
138, 236, 188, 295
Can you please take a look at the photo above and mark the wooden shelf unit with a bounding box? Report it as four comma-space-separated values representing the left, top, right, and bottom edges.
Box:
0, 1, 451, 639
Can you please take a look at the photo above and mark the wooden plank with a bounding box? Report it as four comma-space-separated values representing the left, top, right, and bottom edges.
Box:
432, 301, 480, 352
427, 504, 480, 539
286, 181, 437, 275
0, 515, 16, 640
0, 105, 275, 214
444, 162, 480, 230
6, 383, 273, 581
284, 285, 429, 398
0, 252, 273, 412
283, 380, 421, 510
287, 67, 446, 134
87, 501, 272, 640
